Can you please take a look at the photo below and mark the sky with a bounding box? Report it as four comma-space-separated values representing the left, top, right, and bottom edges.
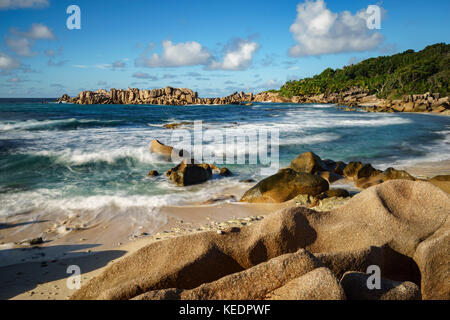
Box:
0, 0, 449, 98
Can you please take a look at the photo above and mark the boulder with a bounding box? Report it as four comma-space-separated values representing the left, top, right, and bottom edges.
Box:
356, 167, 416, 189
71, 180, 450, 300
413, 217, 450, 300
356, 164, 381, 180
133, 249, 323, 300
382, 167, 416, 181
266, 267, 346, 300
240, 168, 329, 203
343, 162, 364, 180
318, 171, 342, 184
428, 175, 450, 194
316, 189, 350, 200
290, 152, 327, 174
315, 246, 389, 280
340, 272, 421, 300
150, 139, 189, 162
164, 86, 173, 95
330, 160, 347, 175
219, 168, 232, 177
162, 122, 193, 129
202, 194, 236, 205
150, 139, 174, 160
168, 160, 212, 186
147, 170, 159, 177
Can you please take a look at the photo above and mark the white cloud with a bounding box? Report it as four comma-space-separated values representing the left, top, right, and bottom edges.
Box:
0, 0, 49, 10
12, 23, 55, 39
208, 39, 260, 70
5, 37, 36, 56
48, 58, 66, 66
132, 72, 157, 81
44, 49, 55, 56
136, 40, 211, 68
5, 23, 55, 58
289, 0, 384, 57
112, 60, 126, 68
95, 64, 112, 69
0, 51, 20, 70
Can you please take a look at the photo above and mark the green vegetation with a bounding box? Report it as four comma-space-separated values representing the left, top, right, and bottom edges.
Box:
278, 43, 450, 99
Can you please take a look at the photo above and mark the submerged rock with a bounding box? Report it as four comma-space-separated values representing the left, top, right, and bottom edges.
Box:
168, 160, 212, 186
240, 168, 329, 203
147, 170, 159, 177
163, 122, 193, 129
219, 167, 232, 177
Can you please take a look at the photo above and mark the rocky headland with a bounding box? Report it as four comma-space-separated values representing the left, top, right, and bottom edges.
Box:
57, 86, 449, 115
57, 87, 255, 106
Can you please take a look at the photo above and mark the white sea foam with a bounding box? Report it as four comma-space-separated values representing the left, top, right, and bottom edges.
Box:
0, 176, 246, 219
32, 146, 164, 165
374, 129, 450, 169
0, 119, 76, 131
0, 118, 122, 132
281, 133, 341, 145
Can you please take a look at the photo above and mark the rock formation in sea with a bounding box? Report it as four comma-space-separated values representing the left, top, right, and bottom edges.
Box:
57, 87, 254, 106
57, 86, 450, 114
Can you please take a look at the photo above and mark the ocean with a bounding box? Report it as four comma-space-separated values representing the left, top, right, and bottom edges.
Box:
1, 99, 449, 221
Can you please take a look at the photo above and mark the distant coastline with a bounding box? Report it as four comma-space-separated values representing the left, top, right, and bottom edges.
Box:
56, 86, 449, 115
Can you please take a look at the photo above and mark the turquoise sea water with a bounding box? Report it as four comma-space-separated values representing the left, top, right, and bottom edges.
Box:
0, 99, 449, 219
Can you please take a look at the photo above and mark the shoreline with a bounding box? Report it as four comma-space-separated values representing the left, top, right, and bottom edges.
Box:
0, 158, 448, 300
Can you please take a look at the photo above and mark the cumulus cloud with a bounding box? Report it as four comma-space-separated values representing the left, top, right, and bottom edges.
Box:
46, 46, 65, 66
132, 72, 157, 81
136, 40, 211, 68
48, 59, 66, 66
208, 39, 260, 70
12, 23, 55, 39
44, 49, 55, 56
5, 23, 55, 58
185, 72, 202, 77
0, 51, 20, 70
50, 83, 65, 88
5, 37, 36, 56
112, 60, 126, 68
162, 74, 176, 79
289, 0, 384, 57
0, 0, 49, 10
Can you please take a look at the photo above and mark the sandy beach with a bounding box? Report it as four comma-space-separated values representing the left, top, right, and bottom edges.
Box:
0, 158, 448, 300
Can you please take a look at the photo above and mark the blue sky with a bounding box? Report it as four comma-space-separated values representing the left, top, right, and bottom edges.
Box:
0, 0, 449, 98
